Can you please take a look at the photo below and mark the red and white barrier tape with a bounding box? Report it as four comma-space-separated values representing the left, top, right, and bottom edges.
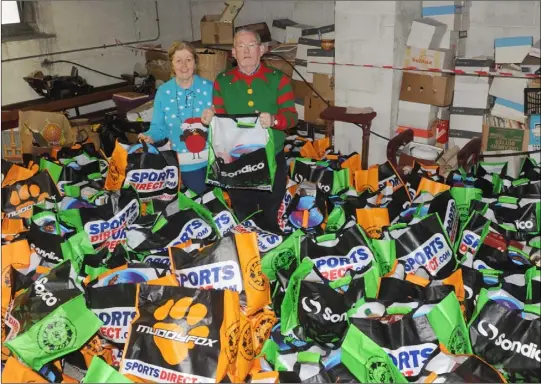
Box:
306, 61, 540, 78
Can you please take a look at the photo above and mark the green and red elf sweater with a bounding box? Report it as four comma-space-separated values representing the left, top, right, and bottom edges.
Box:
212, 63, 298, 154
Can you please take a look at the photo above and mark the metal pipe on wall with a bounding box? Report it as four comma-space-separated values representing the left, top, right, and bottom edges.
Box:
1, 1, 161, 63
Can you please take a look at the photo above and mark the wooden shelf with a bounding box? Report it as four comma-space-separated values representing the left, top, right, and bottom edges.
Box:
1, 82, 134, 130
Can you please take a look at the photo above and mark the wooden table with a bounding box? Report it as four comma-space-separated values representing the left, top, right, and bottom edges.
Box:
1, 82, 134, 130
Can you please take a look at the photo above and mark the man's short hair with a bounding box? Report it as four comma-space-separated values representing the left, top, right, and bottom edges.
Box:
234, 28, 261, 46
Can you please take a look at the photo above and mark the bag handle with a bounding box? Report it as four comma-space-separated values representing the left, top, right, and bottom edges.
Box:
214, 113, 260, 120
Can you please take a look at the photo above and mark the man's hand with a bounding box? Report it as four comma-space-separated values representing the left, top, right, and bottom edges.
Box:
201, 106, 215, 126
138, 133, 154, 144
259, 112, 274, 129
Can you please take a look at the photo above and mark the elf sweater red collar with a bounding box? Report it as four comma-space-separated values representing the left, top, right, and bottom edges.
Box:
226, 63, 274, 87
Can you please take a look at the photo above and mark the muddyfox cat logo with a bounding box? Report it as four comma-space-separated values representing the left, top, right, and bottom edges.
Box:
477, 320, 541, 362
221, 163, 264, 178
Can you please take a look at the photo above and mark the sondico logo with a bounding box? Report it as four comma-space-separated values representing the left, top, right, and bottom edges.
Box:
477, 320, 541, 362
31, 244, 62, 262
34, 277, 58, 306
301, 297, 347, 323
515, 220, 535, 230
221, 163, 264, 178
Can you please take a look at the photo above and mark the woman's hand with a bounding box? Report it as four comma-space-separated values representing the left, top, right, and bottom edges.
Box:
201, 106, 215, 126
138, 133, 154, 144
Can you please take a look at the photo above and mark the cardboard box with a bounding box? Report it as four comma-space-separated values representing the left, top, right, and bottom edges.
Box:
306, 49, 334, 75
482, 116, 527, 152
453, 82, 490, 109
407, 18, 447, 50
521, 55, 541, 75
403, 47, 453, 73
400, 72, 454, 106
285, 23, 316, 44
296, 38, 321, 61
454, 58, 494, 84
489, 76, 528, 105
312, 73, 334, 101
263, 44, 297, 77
200, 1, 243, 45
422, 4, 466, 31
491, 97, 526, 123
292, 59, 313, 83
449, 106, 485, 148
271, 19, 298, 43
529, 115, 541, 151
495, 36, 533, 64
304, 95, 332, 125
302, 25, 335, 40
292, 79, 313, 99
396, 125, 436, 145
398, 101, 439, 129
295, 98, 305, 121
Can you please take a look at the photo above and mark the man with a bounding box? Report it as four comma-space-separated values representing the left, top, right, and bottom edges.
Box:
201, 29, 298, 232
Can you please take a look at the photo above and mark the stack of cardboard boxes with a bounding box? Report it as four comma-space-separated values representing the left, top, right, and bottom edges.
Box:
269, 19, 336, 138
448, 57, 493, 149
481, 38, 540, 153
397, 17, 456, 146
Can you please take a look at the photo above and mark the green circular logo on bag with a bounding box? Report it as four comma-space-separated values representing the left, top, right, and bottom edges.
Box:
37, 316, 77, 353
448, 326, 467, 354
367, 356, 395, 383
273, 249, 295, 272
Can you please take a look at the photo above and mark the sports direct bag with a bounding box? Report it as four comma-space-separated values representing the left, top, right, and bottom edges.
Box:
206, 115, 276, 191
120, 284, 240, 383
105, 140, 180, 204
387, 214, 457, 279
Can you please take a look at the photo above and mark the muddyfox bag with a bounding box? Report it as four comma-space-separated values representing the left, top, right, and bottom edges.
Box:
206, 115, 277, 191
120, 284, 240, 383
106, 140, 180, 204
1, 170, 61, 219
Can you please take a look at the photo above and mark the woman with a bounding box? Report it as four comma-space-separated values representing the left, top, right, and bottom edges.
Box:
139, 41, 213, 194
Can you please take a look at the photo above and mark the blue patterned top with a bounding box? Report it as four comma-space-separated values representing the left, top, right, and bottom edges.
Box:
146, 75, 213, 172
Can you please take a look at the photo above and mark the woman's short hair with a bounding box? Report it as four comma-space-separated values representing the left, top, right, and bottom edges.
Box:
168, 41, 198, 77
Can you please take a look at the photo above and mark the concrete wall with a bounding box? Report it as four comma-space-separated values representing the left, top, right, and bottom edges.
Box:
1, 0, 334, 107
466, 1, 540, 58
2, 1, 161, 106
333, 1, 421, 165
